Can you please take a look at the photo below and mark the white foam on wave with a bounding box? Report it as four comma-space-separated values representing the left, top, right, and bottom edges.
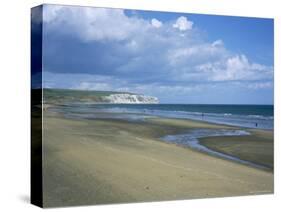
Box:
223, 113, 232, 116
247, 114, 273, 120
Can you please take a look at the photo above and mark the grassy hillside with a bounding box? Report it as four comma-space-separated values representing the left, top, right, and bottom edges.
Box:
42, 88, 133, 104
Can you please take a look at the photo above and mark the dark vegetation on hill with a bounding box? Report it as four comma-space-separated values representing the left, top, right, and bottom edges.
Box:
40, 88, 133, 104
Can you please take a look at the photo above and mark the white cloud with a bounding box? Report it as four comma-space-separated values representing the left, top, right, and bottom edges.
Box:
202, 55, 274, 81
168, 42, 227, 67
42, 5, 273, 94
43, 71, 204, 97
229, 81, 273, 90
73, 82, 112, 91
173, 16, 193, 31
212, 39, 224, 47
43, 5, 64, 22
43, 5, 150, 41
246, 82, 272, 90
151, 18, 162, 28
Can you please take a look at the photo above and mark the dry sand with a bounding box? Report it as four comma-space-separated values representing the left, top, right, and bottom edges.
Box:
42, 112, 273, 207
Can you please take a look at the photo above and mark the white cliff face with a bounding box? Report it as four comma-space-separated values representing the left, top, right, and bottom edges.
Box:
103, 93, 159, 104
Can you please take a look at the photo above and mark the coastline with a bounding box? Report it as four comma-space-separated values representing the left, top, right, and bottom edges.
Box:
42, 109, 273, 207
199, 129, 273, 170
148, 117, 273, 170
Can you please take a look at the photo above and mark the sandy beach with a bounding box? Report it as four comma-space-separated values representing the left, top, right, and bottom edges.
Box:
42, 110, 273, 207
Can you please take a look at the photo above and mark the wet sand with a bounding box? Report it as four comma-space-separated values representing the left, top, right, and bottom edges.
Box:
42, 112, 273, 207
200, 129, 273, 169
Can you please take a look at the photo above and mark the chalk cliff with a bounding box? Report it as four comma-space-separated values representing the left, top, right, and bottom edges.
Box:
103, 93, 159, 104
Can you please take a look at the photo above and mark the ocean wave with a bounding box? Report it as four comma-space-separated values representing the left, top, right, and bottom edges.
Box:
223, 113, 232, 116
103, 107, 273, 120
57, 104, 274, 130
247, 115, 273, 120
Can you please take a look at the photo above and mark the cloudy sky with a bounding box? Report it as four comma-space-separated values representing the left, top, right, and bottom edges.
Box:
38, 4, 273, 104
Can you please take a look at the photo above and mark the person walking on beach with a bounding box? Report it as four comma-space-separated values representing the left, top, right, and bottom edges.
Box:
255, 122, 258, 127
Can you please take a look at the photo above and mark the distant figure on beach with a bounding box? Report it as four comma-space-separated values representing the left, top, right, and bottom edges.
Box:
255, 123, 258, 127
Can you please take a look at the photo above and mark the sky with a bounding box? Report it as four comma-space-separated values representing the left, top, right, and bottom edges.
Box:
35, 4, 273, 104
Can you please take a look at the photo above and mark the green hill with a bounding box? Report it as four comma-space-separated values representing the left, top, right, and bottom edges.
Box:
42, 88, 133, 104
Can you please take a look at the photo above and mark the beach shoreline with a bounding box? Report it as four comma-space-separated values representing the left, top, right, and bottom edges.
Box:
42, 109, 273, 207
148, 117, 273, 170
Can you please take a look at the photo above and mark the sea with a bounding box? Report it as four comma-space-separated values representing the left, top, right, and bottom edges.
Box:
56, 103, 274, 130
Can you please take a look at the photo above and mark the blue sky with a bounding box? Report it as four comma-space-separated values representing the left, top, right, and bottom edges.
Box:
37, 4, 274, 104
